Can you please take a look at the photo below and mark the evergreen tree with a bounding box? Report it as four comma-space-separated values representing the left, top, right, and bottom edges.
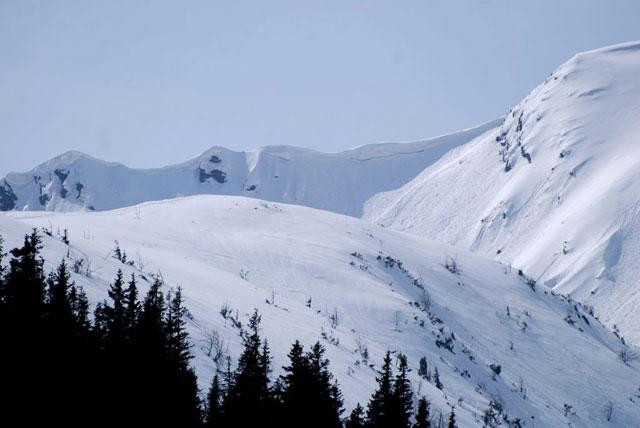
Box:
45, 260, 95, 420
433, 367, 443, 390
418, 357, 430, 380
366, 351, 395, 428
309, 342, 344, 427
346, 403, 366, 428
68, 284, 91, 336
2, 230, 46, 324
223, 355, 235, 397
279, 340, 308, 427
138, 276, 166, 351
392, 353, 413, 428
166, 287, 192, 369
279, 340, 345, 428
413, 397, 431, 428
124, 273, 140, 336
46, 260, 75, 331
97, 270, 127, 349
127, 277, 168, 425
165, 287, 202, 426
447, 407, 457, 428
206, 375, 223, 427
0, 236, 5, 286
224, 309, 272, 426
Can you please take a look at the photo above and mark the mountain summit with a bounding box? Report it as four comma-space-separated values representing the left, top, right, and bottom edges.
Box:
364, 41, 640, 343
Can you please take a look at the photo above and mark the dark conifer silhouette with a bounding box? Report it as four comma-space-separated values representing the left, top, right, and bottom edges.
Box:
124, 273, 140, 338
3, 230, 45, 324
206, 375, 223, 427
346, 403, 366, 428
223, 309, 273, 426
279, 340, 344, 428
165, 286, 202, 426
413, 397, 431, 428
95, 269, 127, 349
392, 353, 414, 428
448, 407, 457, 428
366, 351, 395, 427
433, 366, 443, 390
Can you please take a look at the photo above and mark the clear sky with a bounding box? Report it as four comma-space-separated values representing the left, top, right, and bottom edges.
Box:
1, 0, 639, 175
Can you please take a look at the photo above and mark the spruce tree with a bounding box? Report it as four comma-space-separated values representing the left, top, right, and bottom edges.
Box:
413, 397, 431, 428
47, 260, 95, 421
124, 273, 140, 337
138, 276, 166, 351
224, 309, 272, 426
279, 340, 308, 427
308, 342, 344, 428
128, 277, 168, 425
418, 357, 429, 380
97, 270, 127, 350
207, 375, 223, 427
0, 236, 5, 287
46, 260, 75, 331
279, 340, 344, 428
366, 351, 395, 428
447, 407, 457, 428
68, 284, 91, 337
166, 287, 192, 369
165, 287, 202, 426
392, 353, 413, 428
433, 367, 443, 390
3, 230, 46, 324
346, 403, 366, 428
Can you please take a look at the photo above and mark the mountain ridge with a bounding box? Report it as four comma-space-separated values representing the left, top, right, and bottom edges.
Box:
364, 40, 640, 344
0, 120, 498, 216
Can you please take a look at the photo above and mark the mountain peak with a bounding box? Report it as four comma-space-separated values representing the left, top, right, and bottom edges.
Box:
364, 39, 640, 344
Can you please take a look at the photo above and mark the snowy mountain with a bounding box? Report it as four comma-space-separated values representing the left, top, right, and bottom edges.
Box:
0, 121, 495, 217
364, 41, 640, 344
3, 195, 640, 427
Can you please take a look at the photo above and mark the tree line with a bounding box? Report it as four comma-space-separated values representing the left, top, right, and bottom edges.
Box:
0, 231, 457, 427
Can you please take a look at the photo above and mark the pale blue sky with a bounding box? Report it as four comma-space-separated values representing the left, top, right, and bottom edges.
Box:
1, 0, 639, 175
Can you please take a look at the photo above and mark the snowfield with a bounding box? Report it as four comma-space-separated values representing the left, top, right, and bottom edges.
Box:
364, 41, 640, 345
0, 121, 496, 217
2, 195, 640, 427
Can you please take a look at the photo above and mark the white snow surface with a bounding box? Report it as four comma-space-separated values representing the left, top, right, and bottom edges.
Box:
0, 121, 496, 217
364, 41, 640, 344
2, 195, 639, 427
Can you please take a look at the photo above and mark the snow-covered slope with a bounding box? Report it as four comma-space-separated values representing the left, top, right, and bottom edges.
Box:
0, 121, 496, 217
2, 195, 639, 427
364, 41, 640, 344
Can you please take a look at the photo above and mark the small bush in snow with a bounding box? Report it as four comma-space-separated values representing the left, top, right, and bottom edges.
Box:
354, 336, 369, 362
202, 329, 228, 365
618, 349, 639, 365
489, 363, 502, 379
604, 400, 613, 422
444, 256, 460, 275
328, 307, 339, 329
72, 257, 93, 278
